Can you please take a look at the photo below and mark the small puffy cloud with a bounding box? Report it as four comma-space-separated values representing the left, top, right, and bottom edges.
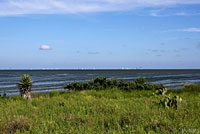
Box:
40, 45, 52, 50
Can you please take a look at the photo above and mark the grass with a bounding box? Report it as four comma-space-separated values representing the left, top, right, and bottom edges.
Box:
0, 85, 200, 134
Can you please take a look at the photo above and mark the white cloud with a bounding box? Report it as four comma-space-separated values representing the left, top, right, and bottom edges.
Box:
149, 12, 158, 16
181, 28, 200, 32
175, 12, 187, 16
40, 45, 52, 50
0, 0, 200, 16
168, 28, 200, 32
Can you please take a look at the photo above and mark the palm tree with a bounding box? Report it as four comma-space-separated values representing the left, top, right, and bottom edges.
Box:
17, 74, 34, 100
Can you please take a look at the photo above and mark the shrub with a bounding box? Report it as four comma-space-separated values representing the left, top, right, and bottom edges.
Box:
17, 74, 34, 100
133, 77, 153, 90
63, 76, 163, 91
82, 82, 92, 90
134, 77, 146, 85
107, 78, 117, 88
117, 79, 130, 91
93, 77, 106, 85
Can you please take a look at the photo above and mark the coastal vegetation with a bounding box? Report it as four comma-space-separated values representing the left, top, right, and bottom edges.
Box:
63, 77, 164, 91
17, 74, 34, 100
0, 77, 200, 134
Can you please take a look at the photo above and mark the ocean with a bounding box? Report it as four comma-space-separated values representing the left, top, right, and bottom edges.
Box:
0, 69, 200, 96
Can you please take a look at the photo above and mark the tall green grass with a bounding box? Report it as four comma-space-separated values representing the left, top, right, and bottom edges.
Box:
1, 84, 200, 134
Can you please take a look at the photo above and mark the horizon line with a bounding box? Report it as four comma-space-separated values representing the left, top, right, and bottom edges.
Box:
0, 68, 200, 70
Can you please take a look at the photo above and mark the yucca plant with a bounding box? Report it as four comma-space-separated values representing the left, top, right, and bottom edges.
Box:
17, 74, 34, 100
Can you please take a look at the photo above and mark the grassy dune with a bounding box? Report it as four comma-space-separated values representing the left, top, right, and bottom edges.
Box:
0, 85, 200, 134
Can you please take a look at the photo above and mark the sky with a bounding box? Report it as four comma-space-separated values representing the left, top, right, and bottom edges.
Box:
0, 0, 200, 69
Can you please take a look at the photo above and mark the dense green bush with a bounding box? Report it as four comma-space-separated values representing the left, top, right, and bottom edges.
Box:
63, 77, 165, 91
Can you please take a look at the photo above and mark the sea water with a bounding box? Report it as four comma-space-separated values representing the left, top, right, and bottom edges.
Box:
0, 69, 200, 96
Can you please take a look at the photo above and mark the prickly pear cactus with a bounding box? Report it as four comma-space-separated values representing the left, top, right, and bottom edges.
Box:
156, 88, 168, 95
159, 95, 182, 109
153, 87, 183, 109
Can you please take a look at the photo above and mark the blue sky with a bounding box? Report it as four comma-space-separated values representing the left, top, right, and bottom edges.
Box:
0, 0, 200, 69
